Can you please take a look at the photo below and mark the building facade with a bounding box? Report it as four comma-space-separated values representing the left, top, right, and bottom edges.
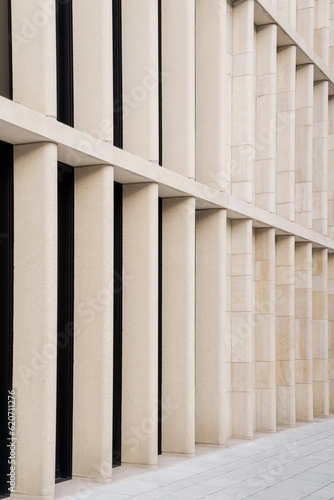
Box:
0, 0, 334, 498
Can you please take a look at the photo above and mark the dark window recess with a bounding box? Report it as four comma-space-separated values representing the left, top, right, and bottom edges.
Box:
113, 0, 123, 149
0, 0, 12, 99
56, 0, 74, 126
113, 182, 123, 467
158, 198, 162, 455
158, 0, 162, 166
56, 163, 74, 483
0, 142, 13, 498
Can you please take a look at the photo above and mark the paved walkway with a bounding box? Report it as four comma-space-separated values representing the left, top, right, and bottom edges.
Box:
57, 417, 334, 500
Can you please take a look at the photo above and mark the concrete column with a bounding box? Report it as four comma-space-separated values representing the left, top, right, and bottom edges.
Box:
330, 0, 334, 73
232, 0, 255, 203
226, 218, 232, 438
255, 25, 277, 213
226, 0, 233, 197
295, 64, 314, 229
328, 98, 334, 238
12, 143, 57, 500
72, 166, 114, 481
276, 46, 296, 221
231, 219, 254, 439
254, 229, 276, 432
162, 0, 195, 177
122, 183, 158, 464
296, 0, 315, 49
313, 82, 329, 236
312, 248, 329, 417
196, 209, 226, 445
11, 0, 56, 116
72, 0, 113, 141
314, 0, 330, 64
162, 198, 195, 454
122, 0, 159, 162
328, 253, 334, 413
277, 0, 297, 28
295, 242, 313, 421
276, 236, 296, 426
196, 0, 226, 191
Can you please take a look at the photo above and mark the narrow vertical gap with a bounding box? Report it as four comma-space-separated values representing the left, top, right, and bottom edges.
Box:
158, 0, 162, 166
113, 0, 123, 149
56, 163, 74, 482
158, 198, 162, 455
0, 0, 12, 99
113, 182, 123, 467
0, 142, 13, 498
56, 0, 74, 126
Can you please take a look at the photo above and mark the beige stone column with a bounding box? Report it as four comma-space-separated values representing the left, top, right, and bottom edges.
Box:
329, 98, 334, 238
231, 219, 254, 438
276, 236, 296, 426
196, 0, 226, 191
314, 0, 330, 64
254, 229, 276, 432
277, 0, 297, 28
122, 183, 158, 465
162, 0, 195, 177
226, 218, 232, 438
295, 64, 314, 229
11, 0, 56, 116
276, 46, 296, 221
255, 25, 277, 213
328, 253, 334, 413
162, 198, 195, 454
72, 0, 113, 141
72, 166, 114, 481
313, 82, 329, 235
122, 0, 159, 162
330, 0, 334, 73
232, 0, 255, 203
196, 209, 226, 445
295, 242, 313, 421
296, 0, 315, 48
226, 1, 233, 197
312, 248, 329, 417
12, 143, 57, 500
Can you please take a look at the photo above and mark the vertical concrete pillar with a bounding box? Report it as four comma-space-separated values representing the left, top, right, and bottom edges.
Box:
231, 219, 254, 438
295, 242, 313, 421
12, 143, 57, 500
255, 229, 276, 432
72, 0, 113, 141
232, 0, 255, 203
226, 0, 233, 197
312, 248, 329, 417
313, 82, 329, 236
314, 0, 330, 64
11, 0, 57, 116
276, 236, 296, 426
328, 253, 334, 413
162, 198, 195, 454
196, 209, 226, 445
277, 0, 297, 28
122, 0, 159, 162
196, 0, 226, 191
295, 64, 314, 229
330, 0, 334, 73
296, 0, 315, 49
255, 25, 277, 213
72, 166, 114, 481
329, 98, 334, 238
226, 218, 232, 438
162, 0, 195, 177
122, 183, 158, 464
276, 46, 296, 221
